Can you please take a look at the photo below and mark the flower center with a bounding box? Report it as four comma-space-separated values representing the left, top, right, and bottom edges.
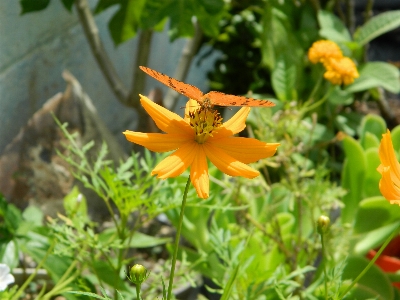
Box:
188, 106, 223, 144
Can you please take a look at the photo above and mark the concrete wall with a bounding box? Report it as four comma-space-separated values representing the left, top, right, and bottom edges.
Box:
0, 0, 217, 155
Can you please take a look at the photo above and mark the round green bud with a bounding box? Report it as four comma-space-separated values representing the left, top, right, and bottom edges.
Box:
129, 264, 149, 284
317, 215, 330, 235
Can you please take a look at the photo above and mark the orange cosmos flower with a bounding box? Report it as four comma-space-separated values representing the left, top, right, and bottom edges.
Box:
308, 40, 343, 64
377, 130, 400, 204
123, 95, 280, 199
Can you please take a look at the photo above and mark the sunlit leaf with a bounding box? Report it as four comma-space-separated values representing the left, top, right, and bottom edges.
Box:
354, 10, 400, 45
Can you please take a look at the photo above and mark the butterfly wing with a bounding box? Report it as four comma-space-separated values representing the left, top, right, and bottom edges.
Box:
206, 91, 275, 107
140, 66, 204, 101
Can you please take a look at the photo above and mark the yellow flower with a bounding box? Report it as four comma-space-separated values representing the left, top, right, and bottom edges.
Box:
377, 130, 400, 204
308, 40, 343, 64
123, 95, 280, 199
323, 57, 359, 85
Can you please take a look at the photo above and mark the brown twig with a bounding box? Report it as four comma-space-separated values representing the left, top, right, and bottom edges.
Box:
165, 20, 203, 111
74, 0, 129, 104
129, 29, 154, 109
376, 87, 398, 128
345, 0, 355, 34
362, 0, 374, 61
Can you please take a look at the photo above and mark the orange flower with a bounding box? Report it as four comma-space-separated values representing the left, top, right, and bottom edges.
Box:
323, 57, 359, 85
123, 95, 280, 198
377, 130, 400, 204
308, 40, 343, 64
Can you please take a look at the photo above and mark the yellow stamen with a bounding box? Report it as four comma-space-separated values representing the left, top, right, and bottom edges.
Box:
188, 107, 222, 144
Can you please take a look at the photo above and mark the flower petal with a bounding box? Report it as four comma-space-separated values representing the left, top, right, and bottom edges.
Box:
379, 130, 400, 188
184, 99, 201, 121
152, 142, 198, 178
212, 107, 250, 138
209, 137, 279, 164
190, 145, 209, 199
123, 131, 191, 152
380, 166, 400, 202
140, 95, 193, 135
204, 143, 260, 178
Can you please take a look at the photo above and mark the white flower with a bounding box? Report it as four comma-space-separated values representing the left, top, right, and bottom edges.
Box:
0, 264, 14, 291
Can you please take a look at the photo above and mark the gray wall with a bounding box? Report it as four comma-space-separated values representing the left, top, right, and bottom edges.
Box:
0, 0, 218, 155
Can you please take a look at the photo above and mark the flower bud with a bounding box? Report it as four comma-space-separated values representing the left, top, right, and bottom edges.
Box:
317, 215, 330, 235
129, 264, 149, 285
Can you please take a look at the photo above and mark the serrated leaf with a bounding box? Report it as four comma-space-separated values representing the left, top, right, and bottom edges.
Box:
318, 10, 351, 42
355, 10, 400, 45
197, 6, 223, 37
20, 0, 50, 14
345, 62, 400, 94
271, 55, 296, 101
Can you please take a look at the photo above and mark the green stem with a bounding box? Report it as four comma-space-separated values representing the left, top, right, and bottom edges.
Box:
339, 221, 400, 299
305, 72, 323, 104
135, 283, 142, 300
166, 176, 191, 300
11, 242, 55, 300
321, 233, 328, 300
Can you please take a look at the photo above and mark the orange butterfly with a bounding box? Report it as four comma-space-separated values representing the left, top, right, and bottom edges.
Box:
140, 66, 275, 108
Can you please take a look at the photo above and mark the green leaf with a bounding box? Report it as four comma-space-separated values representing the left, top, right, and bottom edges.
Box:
271, 55, 297, 101
362, 132, 380, 150
108, 0, 147, 45
341, 135, 366, 224
94, 0, 119, 14
20, 0, 50, 14
198, 0, 223, 15
197, 6, 223, 37
91, 260, 129, 291
328, 86, 353, 105
391, 125, 400, 153
60, 0, 74, 11
22, 205, 44, 226
63, 186, 89, 224
318, 10, 352, 43
355, 221, 400, 255
354, 197, 400, 234
0, 241, 19, 269
354, 10, 400, 45
359, 114, 387, 146
68, 291, 111, 300
345, 62, 400, 94
364, 148, 382, 197
342, 255, 394, 300
99, 228, 170, 248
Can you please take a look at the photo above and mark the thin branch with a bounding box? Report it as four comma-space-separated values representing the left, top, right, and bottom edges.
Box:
309, 0, 320, 11
129, 29, 154, 109
345, 0, 355, 34
74, 0, 129, 104
165, 20, 203, 111
376, 87, 398, 128
362, 0, 374, 61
